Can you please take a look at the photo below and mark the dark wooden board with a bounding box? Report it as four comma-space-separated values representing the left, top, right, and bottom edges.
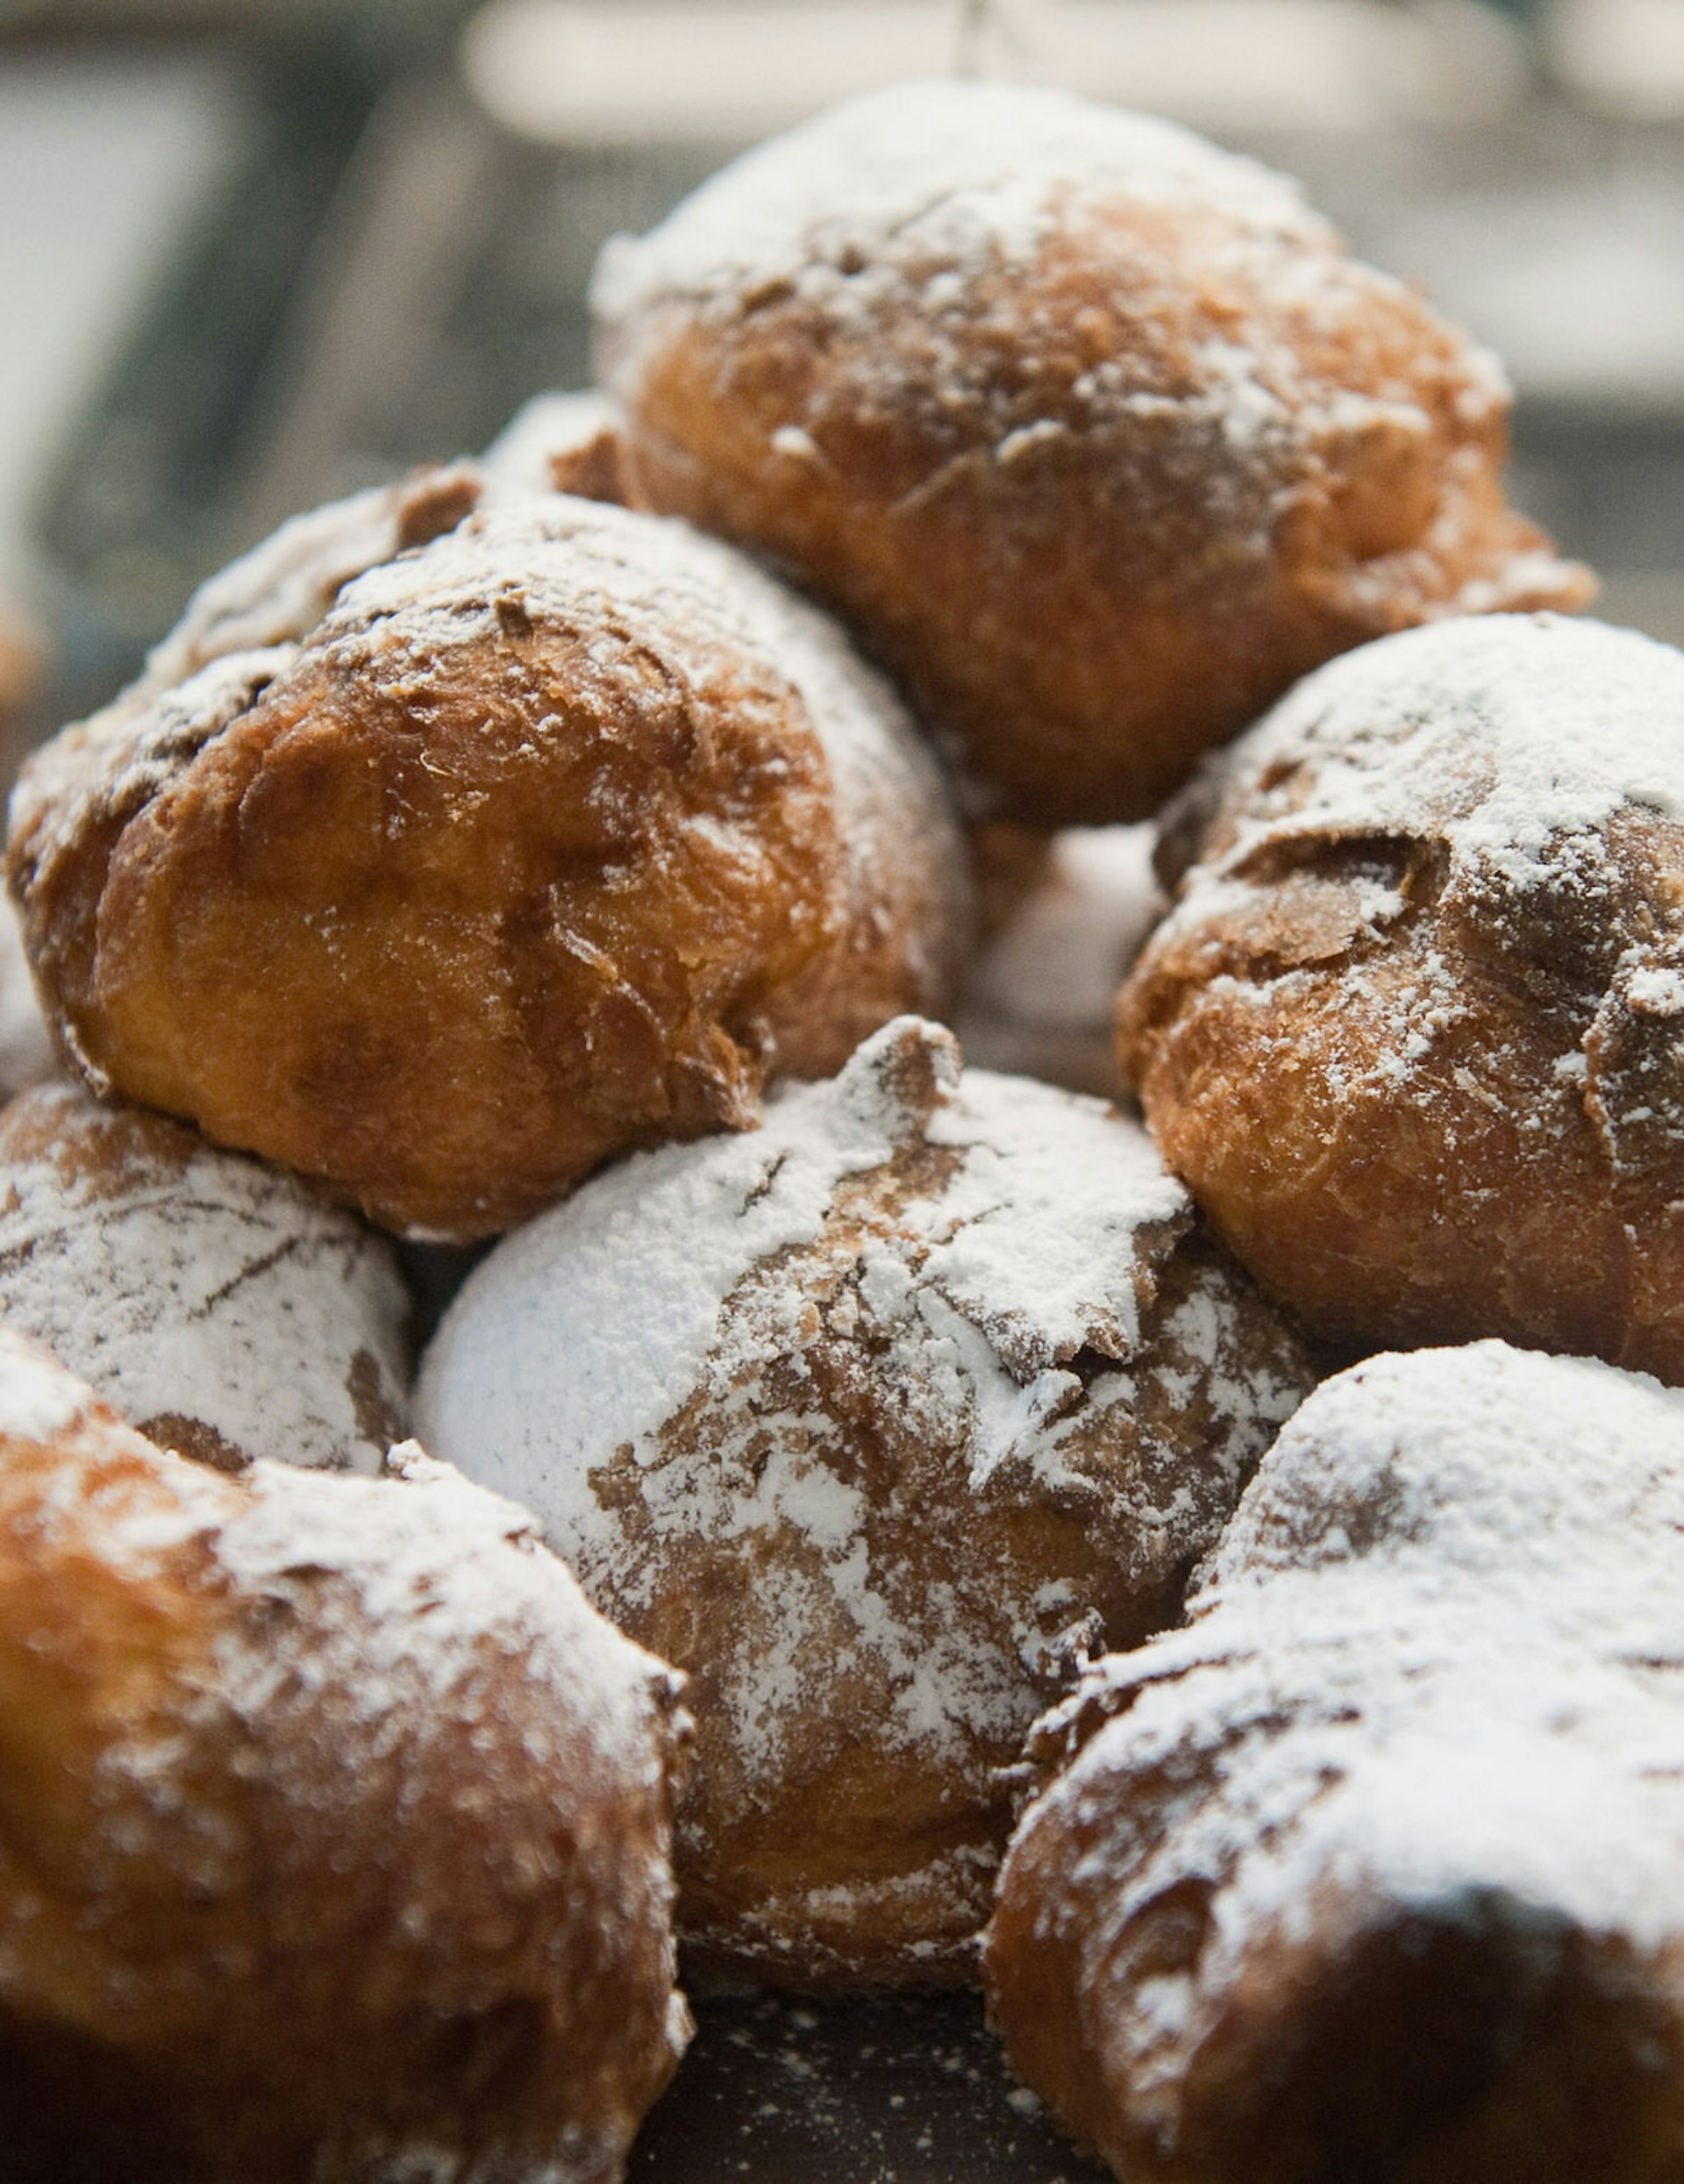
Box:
629, 1988, 1103, 2184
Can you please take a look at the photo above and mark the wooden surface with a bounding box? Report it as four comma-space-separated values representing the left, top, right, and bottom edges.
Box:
628, 1988, 1102, 2184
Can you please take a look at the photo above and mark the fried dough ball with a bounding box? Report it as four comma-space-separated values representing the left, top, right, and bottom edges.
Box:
986, 1341, 1684, 2184
0, 1329, 689, 2184
482, 388, 632, 504
1117, 612, 1684, 1380
416, 1017, 1317, 1990
0, 1078, 409, 1473
592, 81, 1589, 828
7, 467, 968, 1239
960, 822, 1166, 1096
0, 889, 54, 1100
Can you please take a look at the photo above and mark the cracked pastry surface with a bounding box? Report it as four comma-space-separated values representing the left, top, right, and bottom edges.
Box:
986, 1340, 1684, 2184
0, 1077, 409, 1473
593, 79, 1588, 827
416, 1017, 1316, 1990
1117, 611, 1684, 1380
0, 1330, 689, 2184
6, 467, 968, 1239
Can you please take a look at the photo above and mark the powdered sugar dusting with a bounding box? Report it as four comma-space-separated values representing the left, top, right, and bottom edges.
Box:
0, 1081, 410, 1473
0, 1324, 91, 1444
416, 1022, 960, 1562
217, 1440, 682, 1752
417, 1017, 1245, 1563
419, 1019, 1312, 1974
1003, 1343, 1684, 2107
922, 1064, 1184, 1380
1193, 614, 1684, 898
143, 467, 479, 688
1126, 612, 1684, 1162
481, 389, 624, 492
960, 823, 1166, 1093
591, 79, 1322, 332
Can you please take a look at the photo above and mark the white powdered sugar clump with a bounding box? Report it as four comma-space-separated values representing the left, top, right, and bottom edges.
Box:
0, 1082, 409, 1472
591, 78, 1324, 331
1006, 1342, 1684, 2088
922, 1062, 1184, 1383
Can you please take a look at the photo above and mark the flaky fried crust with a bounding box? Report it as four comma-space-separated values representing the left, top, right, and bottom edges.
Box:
1117, 612, 1684, 1381
7, 471, 967, 1239
418, 1018, 1316, 1989
594, 82, 1588, 828
0, 1333, 689, 2184
985, 1343, 1684, 2184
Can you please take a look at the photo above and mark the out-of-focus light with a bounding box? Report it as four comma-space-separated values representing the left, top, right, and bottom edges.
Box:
1545, 0, 1684, 118
461, 0, 1526, 147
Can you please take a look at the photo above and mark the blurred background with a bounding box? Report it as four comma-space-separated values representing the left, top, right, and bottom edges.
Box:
3, 0, 1684, 756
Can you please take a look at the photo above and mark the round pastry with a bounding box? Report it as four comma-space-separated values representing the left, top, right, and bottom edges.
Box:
960, 821, 1167, 1096
0, 593, 46, 781
0, 1329, 689, 2184
8, 469, 969, 1239
416, 1017, 1317, 1989
591, 79, 1589, 828
1117, 612, 1684, 1380
985, 1340, 1684, 2184
0, 1078, 409, 1472
0, 888, 55, 1100
482, 387, 632, 504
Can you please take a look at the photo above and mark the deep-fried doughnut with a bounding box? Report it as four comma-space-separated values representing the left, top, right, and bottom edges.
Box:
593, 80, 1588, 826
987, 1340, 1684, 2184
417, 1017, 1316, 1988
8, 471, 968, 1238
0, 1330, 689, 2184
1117, 611, 1684, 1379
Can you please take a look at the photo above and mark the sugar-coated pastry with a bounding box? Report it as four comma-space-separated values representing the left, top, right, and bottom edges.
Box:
0, 1078, 409, 1472
8, 469, 968, 1239
417, 1017, 1317, 1989
1117, 613, 1684, 1380
986, 1341, 1684, 2184
960, 822, 1166, 1096
592, 81, 1588, 827
0, 596, 46, 777
0, 888, 54, 1099
0, 1330, 689, 2184
482, 387, 632, 503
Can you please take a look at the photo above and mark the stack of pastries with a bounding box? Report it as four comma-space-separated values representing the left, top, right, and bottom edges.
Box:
1, 71, 1679, 2184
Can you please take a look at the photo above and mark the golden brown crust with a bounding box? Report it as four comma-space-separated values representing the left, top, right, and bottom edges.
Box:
1117, 614, 1684, 1381
0, 1332, 689, 2184
8, 478, 968, 1239
595, 84, 1589, 828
